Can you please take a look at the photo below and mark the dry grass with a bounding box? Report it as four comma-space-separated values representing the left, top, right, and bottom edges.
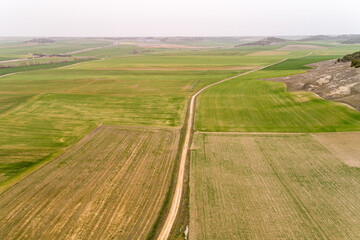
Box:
0, 126, 179, 240
312, 132, 360, 167
190, 132, 360, 240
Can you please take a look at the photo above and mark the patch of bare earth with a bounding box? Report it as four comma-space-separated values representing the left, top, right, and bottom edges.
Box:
0, 125, 179, 240
279, 45, 327, 50
267, 60, 360, 110
312, 132, 360, 168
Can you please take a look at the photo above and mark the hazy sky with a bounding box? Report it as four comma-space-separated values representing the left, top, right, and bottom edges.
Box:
1, 0, 359, 37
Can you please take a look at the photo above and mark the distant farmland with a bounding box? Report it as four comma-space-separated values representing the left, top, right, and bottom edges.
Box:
0, 58, 92, 76
1, 37, 360, 240
190, 133, 360, 240
0, 126, 179, 239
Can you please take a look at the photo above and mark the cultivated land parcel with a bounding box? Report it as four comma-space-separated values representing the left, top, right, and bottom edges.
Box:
0, 37, 360, 239
190, 133, 360, 239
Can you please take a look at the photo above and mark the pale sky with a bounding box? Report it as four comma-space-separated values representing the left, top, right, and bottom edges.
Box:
1, 0, 359, 37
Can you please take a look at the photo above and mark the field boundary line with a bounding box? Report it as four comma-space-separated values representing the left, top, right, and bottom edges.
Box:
0, 58, 97, 79
156, 58, 288, 240
0, 126, 104, 195
197, 131, 307, 135
0, 125, 179, 196
0, 93, 43, 116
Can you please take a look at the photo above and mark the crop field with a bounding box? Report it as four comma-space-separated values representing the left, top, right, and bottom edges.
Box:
0, 58, 244, 187
1, 36, 360, 240
0, 126, 179, 239
73, 44, 164, 58
312, 132, 360, 168
264, 54, 341, 70
74, 54, 286, 69
190, 133, 360, 240
0, 94, 33, 114
0, 58, 93, 76
0, 57, 91, 67
314, 44, 360, 55
196, 57, 360, 132
0, 68, 243, 95
0, 38, 110, 59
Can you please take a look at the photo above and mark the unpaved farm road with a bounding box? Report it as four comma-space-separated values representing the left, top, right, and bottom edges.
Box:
156, 58, 288, 240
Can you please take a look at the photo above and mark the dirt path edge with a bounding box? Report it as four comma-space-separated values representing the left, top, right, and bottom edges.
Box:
156, 58, 288, 240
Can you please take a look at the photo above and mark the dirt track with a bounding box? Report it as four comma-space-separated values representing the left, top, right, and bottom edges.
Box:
156, 58, 288, 240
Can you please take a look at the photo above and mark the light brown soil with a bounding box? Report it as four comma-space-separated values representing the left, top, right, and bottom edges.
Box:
267, 60, 360, 110
0, 125, 179, 240
312, 132, 360, 168
279, 45, 327, 50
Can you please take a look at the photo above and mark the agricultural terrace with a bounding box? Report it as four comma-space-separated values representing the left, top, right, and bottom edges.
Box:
0, 126, 179, 239
190, 132, 360, 240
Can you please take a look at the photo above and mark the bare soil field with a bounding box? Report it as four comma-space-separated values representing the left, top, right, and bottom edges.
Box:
190, 132, 360, 240
267, 60, 360, 110
279, 44, 327, 50
312, 132, 360, 167
0, 126, 179, 240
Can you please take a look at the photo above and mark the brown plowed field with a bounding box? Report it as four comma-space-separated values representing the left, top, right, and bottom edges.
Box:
0, 125, 179, 240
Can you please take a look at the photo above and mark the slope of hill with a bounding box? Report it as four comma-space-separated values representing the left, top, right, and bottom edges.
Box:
340, 37, 360, 44
237, 37, 286, 46
300, 35, 334, 41
300, 35, 360, 44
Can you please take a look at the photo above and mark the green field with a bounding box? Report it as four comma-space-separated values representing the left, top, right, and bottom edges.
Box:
74, 54, 286, 69
196, 57, 360, 132
264, 54, 340, 70
190, 133, 360, 239
0, 38, 110, 59
0, 94, 33, 114
2, 37, 360, 239
0, 58, 245, 187
0, 58, 93, 76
